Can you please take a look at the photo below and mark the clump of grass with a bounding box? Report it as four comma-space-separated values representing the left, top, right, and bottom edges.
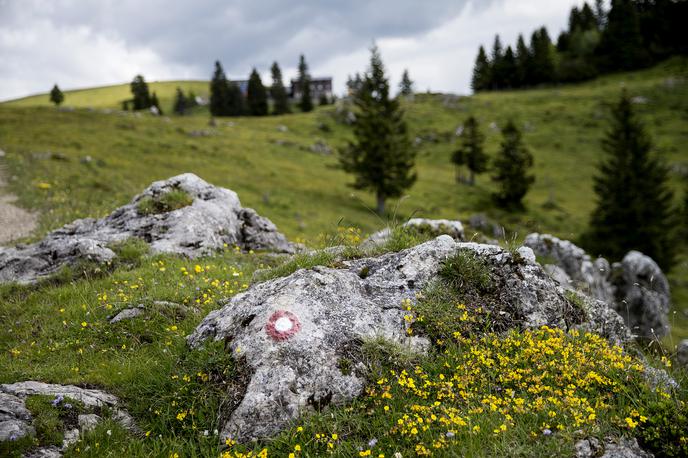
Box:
25, 394, 87, 447
109, 237, 150, 267
439, 250, 493, 293
137, 188, 194, 216
253, 250, 337, 282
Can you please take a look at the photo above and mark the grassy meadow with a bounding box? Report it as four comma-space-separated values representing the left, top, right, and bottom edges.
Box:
0, 59, 687, 457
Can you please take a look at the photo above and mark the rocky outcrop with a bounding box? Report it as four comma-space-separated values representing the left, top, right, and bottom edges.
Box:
364, 218, 465, 247
613, 251, 671, 339
0, 173, 295, 284
523, 233, 614, 302
189, 236, 629, 442
524, 233, 671, 339
677, 339, 688, 368
0, 381, 136, 456
575, 437, 652, 458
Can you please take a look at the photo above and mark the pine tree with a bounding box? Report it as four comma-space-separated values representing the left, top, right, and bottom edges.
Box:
490, 35, 505, 89
339, 45, 416, 215
187, 90, 198, 109
173, 87, 187, 115
210, 61, 230, 116
529, 28, 556, 84
247, 68, 268, 116
150, 92, 162, 115
492, 120, 534, 209
297, 54, 313, 112
49, 84, 64, 106
399, 69, 413, 96
471, 46, 491, 92
515, 35, 531, 87
582, 91, 676, 270
597, 0, 648, 71
270, 62, 290, 115
502, 46, 517, 89
453, 116, 488, 185
130, 75, 151, 110
226, 82, 244, 116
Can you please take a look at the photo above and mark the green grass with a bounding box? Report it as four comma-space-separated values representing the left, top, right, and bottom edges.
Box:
136, 188, 194, 215
0, 59, 687, 456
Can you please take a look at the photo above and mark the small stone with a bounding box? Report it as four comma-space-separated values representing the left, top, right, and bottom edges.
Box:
109, 308, 144, 324
678, 339, 688, 368
78, 414, 102, 432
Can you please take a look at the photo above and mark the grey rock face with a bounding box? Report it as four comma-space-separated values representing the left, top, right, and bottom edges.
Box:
678, 339, 688, 368
0, 173, 295, 284
109, 306, 144, 324
612, 251, 671, 339
0, 381, 136, 456
523, 233, 614, 302
575, 437, 652, 458
524, 234, 672, 340
189, 236, 629, 442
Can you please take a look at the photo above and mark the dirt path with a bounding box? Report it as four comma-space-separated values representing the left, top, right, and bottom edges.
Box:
0, 156, 37, 245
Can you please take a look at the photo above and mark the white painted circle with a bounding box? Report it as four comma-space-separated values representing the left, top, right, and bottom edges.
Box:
274, 316, 294, 333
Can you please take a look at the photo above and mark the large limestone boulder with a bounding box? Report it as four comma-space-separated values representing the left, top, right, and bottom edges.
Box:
0, 381, 136, 456
524, 233, 672, 339
523, 233, 614, 302
188, 236, 628, 442
612, 250, 671, 339
0, 173, 295, 284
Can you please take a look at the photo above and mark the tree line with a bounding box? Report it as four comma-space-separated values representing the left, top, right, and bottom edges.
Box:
472, 0, 688, 91
208, 55, 327, 117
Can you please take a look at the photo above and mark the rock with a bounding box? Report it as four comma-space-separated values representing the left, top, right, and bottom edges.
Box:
62, 428, 80, 448
612, 250, 671, 339
309, 140, 332, 155
524, 233, 614, 303
189, 236, 629, 442
0, 173, 295, 284
77, 413, 101, 432
678, 340, 688, 368
364, 219, 465, 248
0, 148, 5, 158
575, 437, 602, 458
0, 392, 35, 442
544, 264, 573, 289
24, 447, 62, 458
109, 307, 144, 324
276, 125, 288, 132
601, 437, 653, 458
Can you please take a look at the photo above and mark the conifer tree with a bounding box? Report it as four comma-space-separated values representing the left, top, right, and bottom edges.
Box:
247, 68, 268, 116
49, 84, 64, 106
490, 35, 505, 89
597, 0, 647, 71
582, 91, 676, 270
226, 82, 244, 116
530, 28, 556, 84
339, 45, 416, 215
502, 46, 517, 89
270, 62, 290, 115
210, 61, 230, 116
399, 69, 413, 96
471, 46, 491, 92
297, 54, 313, 112
150, 92, 162, 115
187, 90, 198, 109
173, 87, 187, 115
130, 75, 151, 110
515, 35, 531, 87
492, 120, 534, 209
452, 116, 488, 185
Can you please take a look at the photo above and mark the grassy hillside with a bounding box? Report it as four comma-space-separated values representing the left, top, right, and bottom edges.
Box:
4, 80, 210, 115
1, 59, 687, 457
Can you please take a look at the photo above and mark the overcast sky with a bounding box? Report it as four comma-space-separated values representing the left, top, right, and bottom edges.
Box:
0, 0, 585, 101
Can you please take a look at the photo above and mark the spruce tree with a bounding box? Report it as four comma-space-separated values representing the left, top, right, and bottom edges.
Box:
339, 45, 416, 215
150, 92, 162, 115
597, 0, 647, 71
297, 54, 313, 112
173, 87, 187, 115
492, 120, 534, 209
490, 35, 505, 89
471, 46, 491, 92
530, 28, 556, 84
270, 62, 290, 115
515, 35, 531, 87
453, 116, 488, 185
130, 75, 151, 110
226, 82, 245, 116
247, 68, 268, 116
582, 91, 676, 270
502, 46, 517, 89
399, 69, 413, 96
49, 84, 64, 106
210, 61, 230, 116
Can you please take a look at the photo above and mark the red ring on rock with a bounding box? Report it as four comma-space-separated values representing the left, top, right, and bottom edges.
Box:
265, 310, 301, 341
